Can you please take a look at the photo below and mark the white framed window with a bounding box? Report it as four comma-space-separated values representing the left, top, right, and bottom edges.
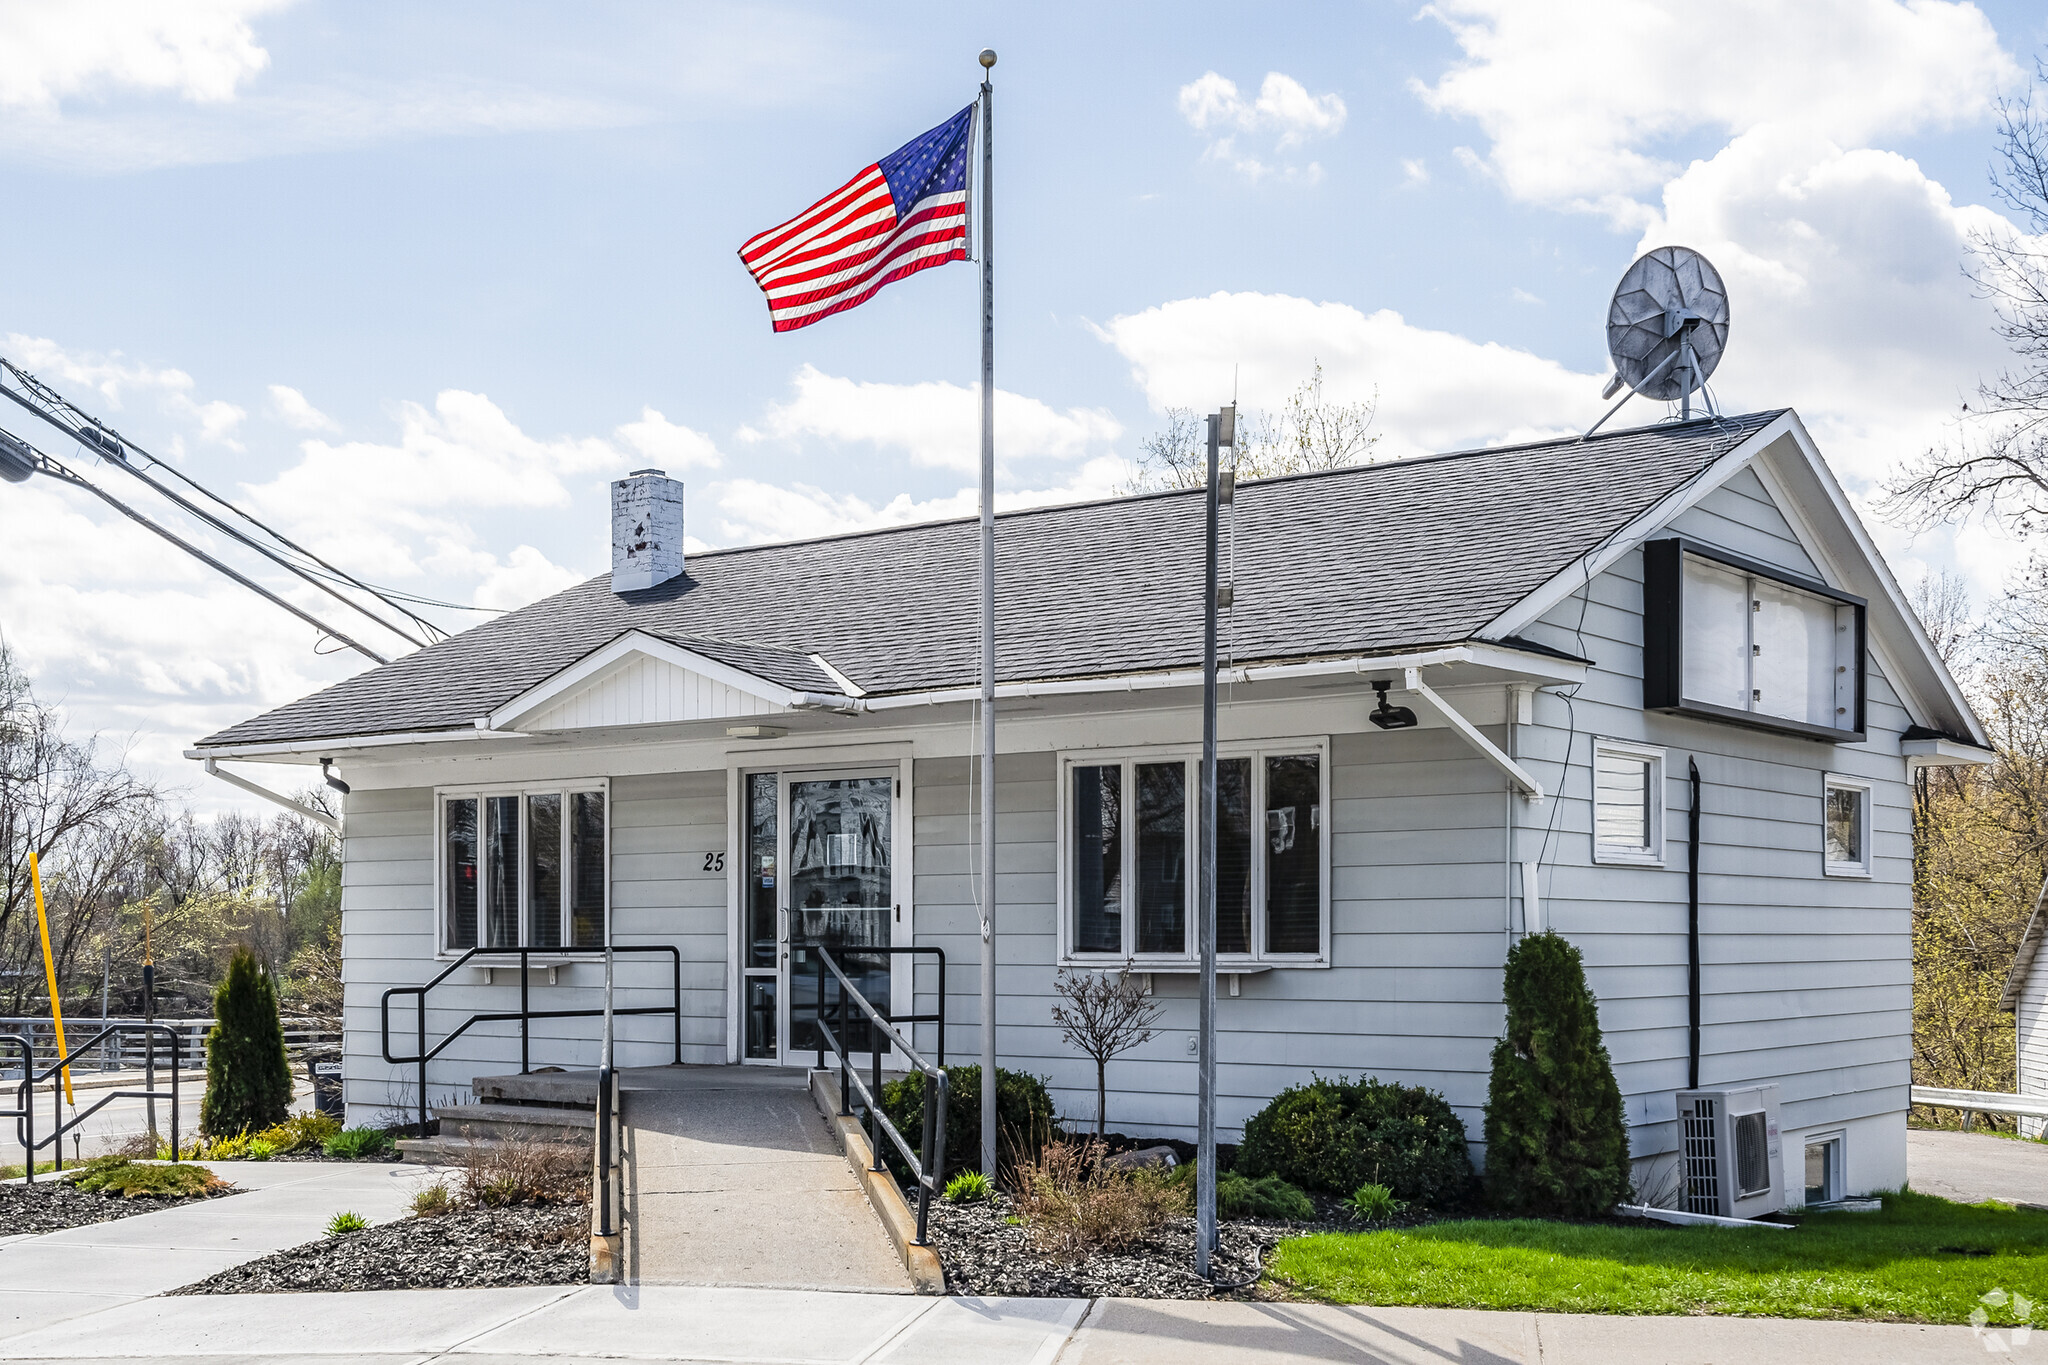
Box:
1057, 739, 1330, 967
1803, 1131, 1845, 1204
437, 780, 609, 955
1591, 739, 1664, 866
1822, 775, 1871, 878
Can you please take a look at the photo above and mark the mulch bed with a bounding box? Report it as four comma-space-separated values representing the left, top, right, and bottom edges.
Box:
172, 1201, 589, 1294
927, 1195, 1290, 1299
0, 1175, 239, 1238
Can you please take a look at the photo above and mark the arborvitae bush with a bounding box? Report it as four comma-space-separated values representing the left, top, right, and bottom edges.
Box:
200, 946, 293, 1137
1235, 1075, 1476, 1208
1482, 930, 1631, 1217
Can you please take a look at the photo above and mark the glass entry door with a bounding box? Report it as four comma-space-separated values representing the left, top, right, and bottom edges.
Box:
741, 769, 897, 1064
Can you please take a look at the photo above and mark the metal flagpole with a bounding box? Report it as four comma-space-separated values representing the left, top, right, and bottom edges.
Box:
1195, 410, 1224, 1276
976, 46, 999, 1182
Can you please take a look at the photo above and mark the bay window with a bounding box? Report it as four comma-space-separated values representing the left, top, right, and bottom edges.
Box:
1643, 538, 1865, 741
1060, 742, 1328, 965
440, 782, 608, 954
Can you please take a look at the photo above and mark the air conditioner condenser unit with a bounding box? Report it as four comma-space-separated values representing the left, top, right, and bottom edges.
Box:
1676, 1085, 1782, 1219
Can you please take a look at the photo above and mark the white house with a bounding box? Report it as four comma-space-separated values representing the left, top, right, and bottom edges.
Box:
2001, 882, 2048, 1138
191, 408, 1988, 1206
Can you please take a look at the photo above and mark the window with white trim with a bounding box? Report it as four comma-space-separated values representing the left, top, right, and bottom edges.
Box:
439, 783, 608, 953
1591, 740, 1664, 866
1804, 1133, 1845, 1204
1822, 775, 1871, 878
1060, 742, 1329, 965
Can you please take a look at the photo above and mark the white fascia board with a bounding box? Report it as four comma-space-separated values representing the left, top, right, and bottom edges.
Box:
1403, 667, 1544, 800
1746, 415, 1992, 749
483, 629, 840, 731
1902, 737, 1994, 768
859, 642, 1586, 711
185, 728, 520, 762
1476, 411, 1797, 642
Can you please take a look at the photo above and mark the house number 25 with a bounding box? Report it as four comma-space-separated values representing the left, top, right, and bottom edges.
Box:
702, 852, 726, 872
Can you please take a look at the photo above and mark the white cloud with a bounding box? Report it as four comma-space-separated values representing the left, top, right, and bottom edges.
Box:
1400, 157, 1429, 186
0, 0, 287, 110
1416, 0, 2016, 223
1632, 126, 2017, 482
1097, 291, 1597, 460
267, 384, 336, 432
1178, 71, 1345, 182
755, 364, 1121, 473
472, 544, 580, 612
616, 407, 721, 471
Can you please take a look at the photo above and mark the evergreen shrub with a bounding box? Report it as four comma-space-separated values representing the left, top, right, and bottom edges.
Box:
1482, 930, 1631, 1218
1236, 1075, 1476, 1207
879, 1064, 1054, 1179
199, 946, 293, 1137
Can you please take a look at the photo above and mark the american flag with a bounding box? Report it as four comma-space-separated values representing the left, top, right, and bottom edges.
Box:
739, 104, 974, 332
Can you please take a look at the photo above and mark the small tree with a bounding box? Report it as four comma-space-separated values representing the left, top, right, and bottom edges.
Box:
1482, 931, 1630, 1217
1051, 965, 1164, 1140
201, 944, 293, 1135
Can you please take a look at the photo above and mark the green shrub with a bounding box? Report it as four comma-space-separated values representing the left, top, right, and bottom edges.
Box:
245, 1139, 276, 1162
323, 1126, 393, 1160
200, 946, 293, 1137
944, 1170, 992, 1203
71, 1158, 222, 1198
325, 1210, 368, 1235
200, 1128, 252, 1161
411, 1181, 454, 1217
1164, 1164, 1317, 1220
1347, 1181, 1402, 1222
879, 1065, 1055, 1180
1482, 931, 1630, 1218
1237, 1075, 1476, 1207
257, 1112, 342, 1154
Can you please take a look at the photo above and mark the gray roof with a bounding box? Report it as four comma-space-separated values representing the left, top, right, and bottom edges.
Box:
198, 411, 1783, 749
2002, 877, 2048, 1012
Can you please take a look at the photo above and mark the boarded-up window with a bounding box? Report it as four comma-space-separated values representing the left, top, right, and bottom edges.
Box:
1592, 742, 1662, 865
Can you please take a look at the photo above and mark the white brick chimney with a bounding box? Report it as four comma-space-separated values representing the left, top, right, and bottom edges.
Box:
611, 469, 685, 593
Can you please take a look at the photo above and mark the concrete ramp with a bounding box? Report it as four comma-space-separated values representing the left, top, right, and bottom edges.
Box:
619, 1067, 912, 1293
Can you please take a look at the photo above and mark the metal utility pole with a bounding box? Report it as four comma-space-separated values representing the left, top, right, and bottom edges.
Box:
976, 46, 999, 1182
1195, 405, 1232, 1277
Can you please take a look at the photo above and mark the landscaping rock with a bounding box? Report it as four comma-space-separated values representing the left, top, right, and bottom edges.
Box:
171, 1201, 588, 1294
927, 1195, 1278, 1298
1102, 1145, 1180, 1172
0, 1174, 237, 1237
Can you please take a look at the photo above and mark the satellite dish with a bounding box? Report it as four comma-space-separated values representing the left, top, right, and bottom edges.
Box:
1603, 245, 1729, 418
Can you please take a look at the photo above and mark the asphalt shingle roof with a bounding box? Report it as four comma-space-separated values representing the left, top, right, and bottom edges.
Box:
198, 411, 1783, 749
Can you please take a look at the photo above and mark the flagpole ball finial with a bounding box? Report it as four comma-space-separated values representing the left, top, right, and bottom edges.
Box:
979, 48, 997, 68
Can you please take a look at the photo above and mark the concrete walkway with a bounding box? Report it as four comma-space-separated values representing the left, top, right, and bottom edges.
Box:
618, 1066, 911, 1292
1908, 1127, 2048, 1205
0, 1158, 446, 1341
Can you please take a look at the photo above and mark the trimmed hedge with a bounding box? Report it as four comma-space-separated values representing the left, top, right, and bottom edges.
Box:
1236, 1074, 1476, 1208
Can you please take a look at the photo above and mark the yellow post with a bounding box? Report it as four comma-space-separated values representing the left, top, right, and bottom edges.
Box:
29, 850, 75, 1105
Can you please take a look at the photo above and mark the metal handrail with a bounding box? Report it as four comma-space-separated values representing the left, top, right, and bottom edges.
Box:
3, 1023, 184, 1179
379, 945, 682, 1137
808, 945, 949, 1245
800, 943, 947, 1070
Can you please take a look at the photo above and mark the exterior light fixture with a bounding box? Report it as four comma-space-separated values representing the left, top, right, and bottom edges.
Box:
1368, 680, 1418, 730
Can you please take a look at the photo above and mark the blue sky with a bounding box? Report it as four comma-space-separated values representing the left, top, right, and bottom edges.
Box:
2, 0, 2045, 809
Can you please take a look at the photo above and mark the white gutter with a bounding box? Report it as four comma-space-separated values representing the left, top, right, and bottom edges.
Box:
202, 759, 342, 833
1403, 667, 1545, 802
185, 728, 525, 762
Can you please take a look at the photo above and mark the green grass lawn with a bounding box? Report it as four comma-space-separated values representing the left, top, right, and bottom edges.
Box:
1269, 1192, 2048, 1324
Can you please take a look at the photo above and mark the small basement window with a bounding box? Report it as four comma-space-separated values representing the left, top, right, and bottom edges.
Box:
1643, 539, 1866, 742
1804, 1133, 1844, 1204
1060, 740, 1329, 966
439, 781, 609, 954
1591, 740, 1664, 866
1822, 775, 1871, 878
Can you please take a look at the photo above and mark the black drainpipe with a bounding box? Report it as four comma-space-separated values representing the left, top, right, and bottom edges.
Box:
1687, 756, 1702, 1091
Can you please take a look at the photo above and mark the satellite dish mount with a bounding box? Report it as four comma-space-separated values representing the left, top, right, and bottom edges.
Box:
1587, 245, 1730, 438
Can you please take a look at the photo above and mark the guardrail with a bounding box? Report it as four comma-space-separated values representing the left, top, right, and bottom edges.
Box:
1913, 1085, 2048, 1122
807, 944, 949, 1246
379, 945, 682, 1137
2, 1023, 184, 1178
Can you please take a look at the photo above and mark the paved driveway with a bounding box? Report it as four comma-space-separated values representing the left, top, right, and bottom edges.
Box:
1908, 1128, 2048, 1205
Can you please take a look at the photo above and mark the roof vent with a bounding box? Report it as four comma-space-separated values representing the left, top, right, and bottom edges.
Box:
611, 468, 685, 594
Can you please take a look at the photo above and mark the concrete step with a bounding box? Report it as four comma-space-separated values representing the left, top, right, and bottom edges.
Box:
396, 1135, 494, 1165
433, 1102, 595, 1143
470, 1069, 598, 1108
